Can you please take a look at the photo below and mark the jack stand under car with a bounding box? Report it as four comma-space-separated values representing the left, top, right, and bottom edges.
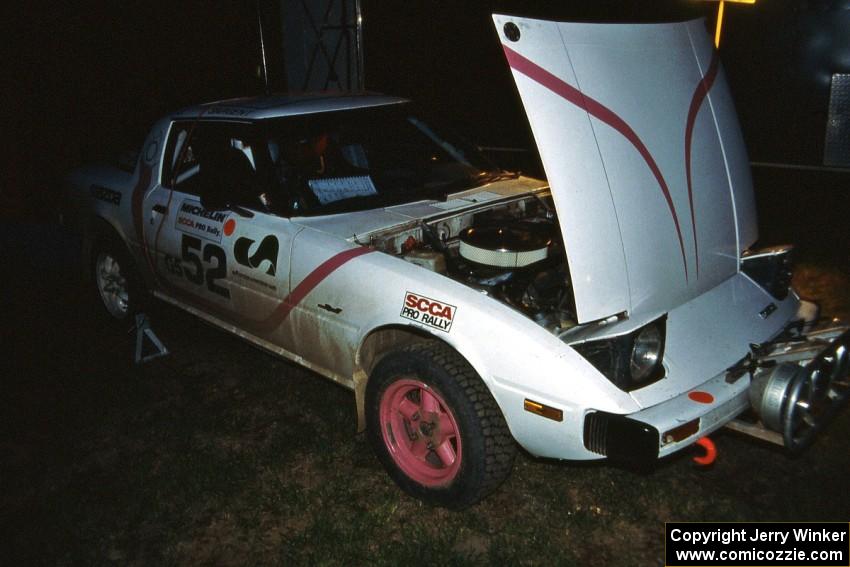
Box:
132, 313, 169, 364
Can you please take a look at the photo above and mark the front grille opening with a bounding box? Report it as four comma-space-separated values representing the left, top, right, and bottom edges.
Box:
583, 411, 608, 456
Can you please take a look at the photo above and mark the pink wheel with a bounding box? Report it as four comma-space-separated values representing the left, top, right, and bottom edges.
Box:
378, 378, 462, 487
366, 343, 516, 508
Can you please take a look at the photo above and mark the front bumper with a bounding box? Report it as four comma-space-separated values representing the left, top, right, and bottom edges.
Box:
583, 322, 850, 465
584, 370, 750, 464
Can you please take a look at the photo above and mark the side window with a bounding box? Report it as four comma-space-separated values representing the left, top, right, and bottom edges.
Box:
161, 121, 262, 209
162, 122, 201, 195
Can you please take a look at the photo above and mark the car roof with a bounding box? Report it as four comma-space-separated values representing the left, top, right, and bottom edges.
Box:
171, 92, 410, 121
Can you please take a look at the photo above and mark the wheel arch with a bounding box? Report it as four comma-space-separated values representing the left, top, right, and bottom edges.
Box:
352, 323, 496, 432
82, 215, 130, 282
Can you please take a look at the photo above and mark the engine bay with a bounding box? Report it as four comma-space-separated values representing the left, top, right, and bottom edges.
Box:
369, 193, 578, 333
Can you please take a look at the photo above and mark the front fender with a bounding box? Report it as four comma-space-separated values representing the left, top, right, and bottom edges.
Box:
347, 250, 640, 459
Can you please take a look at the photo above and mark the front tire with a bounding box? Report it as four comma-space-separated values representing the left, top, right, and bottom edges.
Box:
366, 342, 516, 508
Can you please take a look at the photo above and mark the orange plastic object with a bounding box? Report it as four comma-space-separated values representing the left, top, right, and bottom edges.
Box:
692, 436, 717, 466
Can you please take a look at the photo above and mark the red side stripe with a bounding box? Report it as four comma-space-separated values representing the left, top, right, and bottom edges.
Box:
502, 44, 689, 282
263, 246, 376, 329
158, 245, 376, 336
684, 52, 720, 279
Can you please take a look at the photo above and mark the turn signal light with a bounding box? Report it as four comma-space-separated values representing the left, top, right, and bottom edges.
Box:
524, 399, 563, 422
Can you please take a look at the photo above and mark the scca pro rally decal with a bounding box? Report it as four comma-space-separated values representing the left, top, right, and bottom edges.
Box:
400, 292, 457, 332
175, 199, 227, 243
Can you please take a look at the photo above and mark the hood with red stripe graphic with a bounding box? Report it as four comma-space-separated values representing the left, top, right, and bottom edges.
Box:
494, 15, 757, 324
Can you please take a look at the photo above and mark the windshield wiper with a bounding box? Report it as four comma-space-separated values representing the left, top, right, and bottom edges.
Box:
474, 170, 520, 185
311, 193, 384, 214
426, 170, 520, 201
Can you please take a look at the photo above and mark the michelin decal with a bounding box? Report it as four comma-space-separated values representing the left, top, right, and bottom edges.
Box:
175, 199, 227, 243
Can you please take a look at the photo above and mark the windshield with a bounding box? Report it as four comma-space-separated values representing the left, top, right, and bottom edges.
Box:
259, 104, 501, 215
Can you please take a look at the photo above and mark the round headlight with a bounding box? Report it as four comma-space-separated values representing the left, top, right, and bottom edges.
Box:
630, 324, 663, 383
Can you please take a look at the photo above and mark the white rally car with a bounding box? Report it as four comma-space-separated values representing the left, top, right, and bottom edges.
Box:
65, 16, 850, 507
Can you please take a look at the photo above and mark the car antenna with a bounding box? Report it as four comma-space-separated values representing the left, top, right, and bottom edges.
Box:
256, 0, 270, 95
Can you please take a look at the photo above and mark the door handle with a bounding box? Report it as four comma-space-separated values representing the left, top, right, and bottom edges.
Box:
152, 204, 168, 215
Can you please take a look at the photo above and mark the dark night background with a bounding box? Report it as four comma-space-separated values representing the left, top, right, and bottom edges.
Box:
4, 0, 849, 220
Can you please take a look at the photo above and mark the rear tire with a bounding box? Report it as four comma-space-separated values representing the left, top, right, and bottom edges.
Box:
91, 234, 142, 326
366, 342, 516, 508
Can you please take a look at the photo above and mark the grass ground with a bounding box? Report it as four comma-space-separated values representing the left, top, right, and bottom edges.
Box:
2, 173, 849, 565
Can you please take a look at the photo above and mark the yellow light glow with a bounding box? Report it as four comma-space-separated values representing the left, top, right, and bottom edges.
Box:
715, 1, 725, 48
694, 0, 757, 48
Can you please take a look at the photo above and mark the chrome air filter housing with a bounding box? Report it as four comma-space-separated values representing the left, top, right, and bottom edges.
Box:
459, 224, 552, 268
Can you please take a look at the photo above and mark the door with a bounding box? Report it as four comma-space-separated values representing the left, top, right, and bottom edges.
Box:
144, 119, 299, 332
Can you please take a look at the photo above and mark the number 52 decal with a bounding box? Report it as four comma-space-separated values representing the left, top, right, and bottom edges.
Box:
174, 233, 230, 299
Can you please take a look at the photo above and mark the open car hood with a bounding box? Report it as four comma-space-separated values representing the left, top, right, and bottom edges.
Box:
493, 15, 757, 323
